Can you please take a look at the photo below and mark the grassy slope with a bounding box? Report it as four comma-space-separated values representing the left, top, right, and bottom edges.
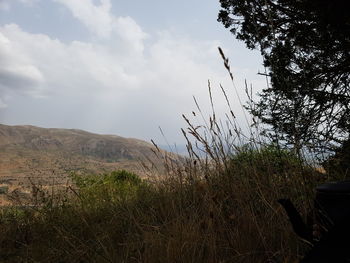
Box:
0, 146, 335, 263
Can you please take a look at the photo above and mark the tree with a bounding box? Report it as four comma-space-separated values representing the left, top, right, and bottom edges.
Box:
218, 0, 350, 154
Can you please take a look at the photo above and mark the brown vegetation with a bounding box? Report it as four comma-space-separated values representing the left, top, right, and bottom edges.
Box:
0, 108, 338, 262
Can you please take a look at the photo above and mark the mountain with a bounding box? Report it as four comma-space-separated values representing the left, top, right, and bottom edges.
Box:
0, 124, 166, 205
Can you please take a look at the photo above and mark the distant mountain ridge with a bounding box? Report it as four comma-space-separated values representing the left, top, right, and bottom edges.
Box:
0, 124, 155, 161
0, 124, 166, 203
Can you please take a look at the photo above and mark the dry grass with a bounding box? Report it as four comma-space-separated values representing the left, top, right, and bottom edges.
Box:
0, 145, 328, 263
0, 49, 340, 263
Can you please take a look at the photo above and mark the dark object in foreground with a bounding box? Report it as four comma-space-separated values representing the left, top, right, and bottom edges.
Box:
279, 181, 350, 262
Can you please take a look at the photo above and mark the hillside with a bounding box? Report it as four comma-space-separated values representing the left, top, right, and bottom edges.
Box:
0, 124, 165, 204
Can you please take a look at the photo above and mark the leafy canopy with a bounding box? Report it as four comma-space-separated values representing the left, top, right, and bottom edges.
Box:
218, 0, 350, 152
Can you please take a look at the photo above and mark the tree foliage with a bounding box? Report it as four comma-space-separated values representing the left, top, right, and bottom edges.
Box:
218, 0, 350, 153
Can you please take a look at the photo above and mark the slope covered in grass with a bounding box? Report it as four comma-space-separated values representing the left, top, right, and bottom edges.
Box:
0, 145, 334, 262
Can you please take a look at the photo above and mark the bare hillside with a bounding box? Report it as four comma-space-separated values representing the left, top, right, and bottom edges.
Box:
0, 124, 165, 204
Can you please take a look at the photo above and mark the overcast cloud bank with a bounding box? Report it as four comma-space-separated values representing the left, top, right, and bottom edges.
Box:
0, 0, 262, 143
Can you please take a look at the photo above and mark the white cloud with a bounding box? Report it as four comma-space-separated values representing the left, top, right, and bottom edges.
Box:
0, 26, 45, 99
0, 22, 224, 95
0, 0, 260, 143
55, 0, 148, 55
54, 0, 113, 38
113, 16, 148, 54
0, 21, 229, 139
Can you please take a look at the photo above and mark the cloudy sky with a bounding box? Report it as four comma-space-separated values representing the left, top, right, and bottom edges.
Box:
0, 0, 264, 144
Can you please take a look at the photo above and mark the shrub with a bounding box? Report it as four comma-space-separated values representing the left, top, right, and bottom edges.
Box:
72, 170, 144, 205
230, 144, 302, 172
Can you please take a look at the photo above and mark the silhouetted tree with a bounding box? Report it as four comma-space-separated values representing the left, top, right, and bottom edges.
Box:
218, 0, 350, 154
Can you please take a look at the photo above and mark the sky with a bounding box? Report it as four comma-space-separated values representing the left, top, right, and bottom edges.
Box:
0, 0, 264, 145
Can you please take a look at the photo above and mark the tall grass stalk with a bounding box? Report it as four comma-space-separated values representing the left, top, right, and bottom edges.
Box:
0, 49, 336, 263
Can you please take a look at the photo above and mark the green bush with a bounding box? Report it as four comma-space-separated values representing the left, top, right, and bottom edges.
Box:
230, 144, 303, 174
72, 170, 144, 204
